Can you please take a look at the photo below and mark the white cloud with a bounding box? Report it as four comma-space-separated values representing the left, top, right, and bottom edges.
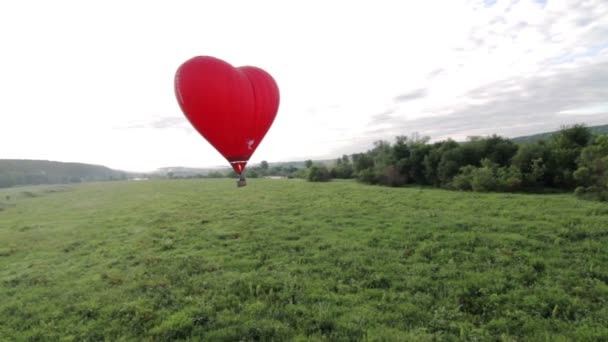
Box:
559, 103, 608, 115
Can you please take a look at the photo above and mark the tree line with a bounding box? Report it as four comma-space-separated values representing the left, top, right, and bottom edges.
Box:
4, 124, 605, 202
304, 124, 608, 201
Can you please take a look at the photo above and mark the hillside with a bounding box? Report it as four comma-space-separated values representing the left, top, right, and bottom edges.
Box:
154, 166, 230, 177
511, 124, 608, 144
152, 160, 336, 177
0, 159, 129, 188
263, 158, 336, 169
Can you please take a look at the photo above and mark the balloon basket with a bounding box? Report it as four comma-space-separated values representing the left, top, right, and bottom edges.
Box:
237, 175, 247, 188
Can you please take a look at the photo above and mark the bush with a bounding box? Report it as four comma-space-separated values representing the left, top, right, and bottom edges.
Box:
471, 167, 496, 192
307, 165, 331, 182
496, 165, 523, 192
452, 165, 475, 191
246, 169, 259, 178
382, 165, 406, 187
574, 186, 608, 202
357, 169, 377, 184
573, 167, 591, 186
573, 136, 608, 200
331, 164, 353, 179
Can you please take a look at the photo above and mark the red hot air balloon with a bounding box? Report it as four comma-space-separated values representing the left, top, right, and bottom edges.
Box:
174, 56, 280, 186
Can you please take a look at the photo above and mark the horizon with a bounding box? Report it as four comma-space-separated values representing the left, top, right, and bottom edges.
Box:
2, 0, 607, 172
2, 122, 605, 173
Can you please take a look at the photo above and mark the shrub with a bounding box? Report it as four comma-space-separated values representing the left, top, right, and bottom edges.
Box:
471, 167, 496, 192
575, 185, 608, 202
331, 164, 354, 179
307, 165, 331, 182
382, 165, 406, 187
496, 165, 523, 192
452, 165, 475, 191
357, 169, 377, 184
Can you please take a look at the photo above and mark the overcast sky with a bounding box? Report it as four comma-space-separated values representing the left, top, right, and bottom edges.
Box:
1, 0, 607, 172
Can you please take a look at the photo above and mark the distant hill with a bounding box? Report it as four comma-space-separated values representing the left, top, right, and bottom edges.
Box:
153, 166, 231, 178
511, 124, 608, 144
263, 159, 336, 169
0, 159, 130, 188
152, 160, 336, 177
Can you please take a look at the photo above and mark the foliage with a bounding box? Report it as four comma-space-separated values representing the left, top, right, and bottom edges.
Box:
306, 165, 331, 182
350, 124, 607, 201
241, 163, 303, 179
453, 161, 523, 193
1, 179, 607, 340
330, 155, 354, 179
574, 135, 608, 201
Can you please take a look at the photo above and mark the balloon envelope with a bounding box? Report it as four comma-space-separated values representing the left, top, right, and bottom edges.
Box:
174, 56, 280, 174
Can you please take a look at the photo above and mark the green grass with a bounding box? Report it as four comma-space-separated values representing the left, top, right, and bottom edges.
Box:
1, 179, 607, 341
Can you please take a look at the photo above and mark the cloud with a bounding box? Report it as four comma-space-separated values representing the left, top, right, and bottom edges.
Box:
427, 68, 445, 79
393, 88, 428, 103
370, 107, 398, 124
363, 54, 608, 145
148, 117, 189, 129
119, 116, 190, 130
346, 0, 608, 148
559, 103, 608, 115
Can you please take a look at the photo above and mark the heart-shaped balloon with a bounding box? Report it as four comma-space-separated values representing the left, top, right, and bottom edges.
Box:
174, 56, 280, 175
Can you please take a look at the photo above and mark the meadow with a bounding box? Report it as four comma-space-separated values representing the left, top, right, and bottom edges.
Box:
1, 179, 607, 341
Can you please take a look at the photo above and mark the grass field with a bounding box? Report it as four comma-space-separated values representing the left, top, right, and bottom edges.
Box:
1, 179, 607, 341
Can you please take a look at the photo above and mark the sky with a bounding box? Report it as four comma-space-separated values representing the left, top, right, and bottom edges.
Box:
1, 0, 607, 172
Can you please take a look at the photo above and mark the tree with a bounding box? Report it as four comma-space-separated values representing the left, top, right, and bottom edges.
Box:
552, 124, 592, 150
477, 135, 518, 166
574, 134, 608, 201
424, 139, 458, 186
399, 137, 431, 184
307, 165, 331, 182
225, 170, 239, 178
260, 160, 269, 170
331, 163, 353, 179
246, 169, 259, 178
511, 142, 552, 187
437, 148, 466, 185
352, 153, 374, 173
452, 165, 475, 191
549, 124, 593, 189
305, 160, 313, 168
392, 136, 410, 161
470, 159, 498, 192
331, 154, 354, 179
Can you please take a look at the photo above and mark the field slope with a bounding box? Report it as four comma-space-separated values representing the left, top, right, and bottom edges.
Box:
1, 179, 607, 340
